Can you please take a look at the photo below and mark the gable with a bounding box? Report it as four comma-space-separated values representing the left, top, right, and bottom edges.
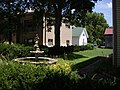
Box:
72, 27, 88, 38
72, 27, 84, 37
83, 28, 89, 38
104, 28, 113, 35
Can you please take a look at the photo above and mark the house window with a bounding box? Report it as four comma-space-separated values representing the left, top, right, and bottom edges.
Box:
47, 26, 52, 32
65, 24, 70, 29
26, 38, 34, 44
24, 19, 33, 28
24, 19, 36, 32
28, 39, 33, 43
66, 40, 70, 46
83, 34, 85, 36
48, 39, 53, 45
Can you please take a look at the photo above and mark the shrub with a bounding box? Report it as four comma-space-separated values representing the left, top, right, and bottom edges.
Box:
16, 45, 33, 57
72, 46, 81, 52
34, 63, 80, 90
72, 44, 94, 52
0, 60, 118, 90
80, 44, 94, 51
0, 61, 47, 90
39, 45, 49, 55
0, 61, 80, 90
86, 44, 94, 50
0, 43, 33, 59
47, 46, 73, 59
49, 63, 72, 74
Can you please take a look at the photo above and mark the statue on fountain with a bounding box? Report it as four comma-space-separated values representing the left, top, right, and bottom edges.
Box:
34, 34, 40, 51
30, 34, 44, 60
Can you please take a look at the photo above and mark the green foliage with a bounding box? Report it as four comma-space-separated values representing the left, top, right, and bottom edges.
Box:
48, 46, 73, 57
0, 60, 79, 90
72, 44, 94, 52
80, 44, 94, 51
77, 48, 112, 58
84, 12, 109, 44
0, 43, 33, 59
38, 63, 80, 90
73, 46, 81, 52
0, 60, 118, 90
0, 0, 100, 46
73, 12, 109, 44
49, 63, 72, 74
0, 61, 47, 90
0, 0, 26, 44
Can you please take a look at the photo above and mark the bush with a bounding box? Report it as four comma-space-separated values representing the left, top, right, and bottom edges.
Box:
39, 45, 49, 55
0, 61, 80, 90
48, 46, 73, 57
36, 63, 80, 90
80, 44, 94, 51
73, 46, 81, 52
0, 60, 118, 90
0, 61, 47, 90
16, 44, 33, 57
72, 44, 94, 52
0, 43, 33, 59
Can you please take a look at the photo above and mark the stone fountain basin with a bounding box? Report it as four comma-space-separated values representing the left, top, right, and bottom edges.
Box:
30, 51, 44, 53
14, 57, 57, 65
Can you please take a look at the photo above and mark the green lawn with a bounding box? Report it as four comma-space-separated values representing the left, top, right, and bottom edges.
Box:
57, 48, 113, 65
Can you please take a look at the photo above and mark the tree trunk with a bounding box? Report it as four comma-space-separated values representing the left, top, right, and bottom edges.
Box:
16, 21, 21, 43
8, 30, 12, 44
54, 6, 62, 47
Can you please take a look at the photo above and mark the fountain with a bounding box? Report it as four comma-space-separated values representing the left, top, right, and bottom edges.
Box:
14, 34, 57, 65
30, 34, 44, 60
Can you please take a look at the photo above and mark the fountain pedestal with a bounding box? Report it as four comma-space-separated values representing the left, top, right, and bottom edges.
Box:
30, 34, 44, 60
30, 50, 44, 60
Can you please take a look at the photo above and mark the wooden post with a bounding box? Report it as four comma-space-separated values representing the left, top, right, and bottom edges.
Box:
113, 0, 120, 67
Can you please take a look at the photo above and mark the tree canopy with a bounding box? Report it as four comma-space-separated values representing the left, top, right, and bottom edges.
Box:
32, 0, 100, 47
80, 12, 108, 45
0, 0, 100, 46
0, 0, 26, 44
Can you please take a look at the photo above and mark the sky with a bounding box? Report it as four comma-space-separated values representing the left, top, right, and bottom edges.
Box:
93, 0, 112, 26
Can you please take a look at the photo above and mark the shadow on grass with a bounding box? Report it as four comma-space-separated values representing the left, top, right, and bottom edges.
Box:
64, 53, 88, 60
72, 56, 106, 71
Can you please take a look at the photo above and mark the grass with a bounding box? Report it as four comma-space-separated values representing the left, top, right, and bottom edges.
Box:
78, 48, 112, 57
57, 48, 113, 66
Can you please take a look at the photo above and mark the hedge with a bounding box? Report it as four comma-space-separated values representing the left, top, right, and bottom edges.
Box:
0, 60, 118, 90
0, 43, 33, 59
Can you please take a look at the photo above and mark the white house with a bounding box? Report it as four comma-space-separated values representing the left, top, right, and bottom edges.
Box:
43, 23, 72, 47
72, 27, 88, 46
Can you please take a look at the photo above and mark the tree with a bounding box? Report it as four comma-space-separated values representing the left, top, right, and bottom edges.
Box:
0, 0, 26, 44
38, 0, 97, 47
0, 0, 100, 46
29, 0, 100, 47
84, 12, 108, 45
71, 12, 108, 45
